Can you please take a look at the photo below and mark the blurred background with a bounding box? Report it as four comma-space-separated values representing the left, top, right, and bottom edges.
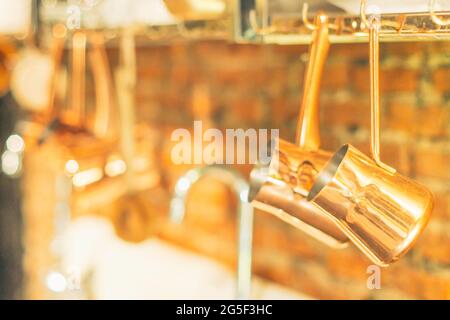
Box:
0, 0, 449, 300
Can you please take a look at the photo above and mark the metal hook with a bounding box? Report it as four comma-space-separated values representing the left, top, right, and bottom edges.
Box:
429, 0, 450, 26
396, 15, 407, 33
360, 0, 382, 29
302, 3, 318, 31
360, 0, 370, 28
302, 2, 332, 34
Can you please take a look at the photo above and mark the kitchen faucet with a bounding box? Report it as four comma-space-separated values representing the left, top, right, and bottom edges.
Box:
169, 165, 254, 299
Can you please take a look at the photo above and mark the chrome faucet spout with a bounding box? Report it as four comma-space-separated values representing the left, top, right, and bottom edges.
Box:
169, 165, 254, 300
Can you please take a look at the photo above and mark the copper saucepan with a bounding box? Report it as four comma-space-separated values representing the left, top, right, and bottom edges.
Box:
307, 22, 433, 266
248, 14, 349, 248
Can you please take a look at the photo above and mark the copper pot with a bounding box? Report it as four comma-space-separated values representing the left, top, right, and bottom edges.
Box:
307, 23, 433, 266
248, 14, 349, 248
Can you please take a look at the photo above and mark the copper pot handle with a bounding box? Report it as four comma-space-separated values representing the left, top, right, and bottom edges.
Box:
88, 32, 116, 139
46, 24, 66, 122
369, 20, 396, 174
295, 13, 329, 150
63, 31, 86, 128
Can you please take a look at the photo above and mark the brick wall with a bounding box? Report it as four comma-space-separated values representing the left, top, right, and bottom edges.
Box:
134, 40, 450, 299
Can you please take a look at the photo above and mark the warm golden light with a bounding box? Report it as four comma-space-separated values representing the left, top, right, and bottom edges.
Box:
105, 159, 127, 177
72, 168, 103, 187
6, 134, 25, 153
1, 150, 21, 176
65, 159, 80, 175
46, 271, 67, 293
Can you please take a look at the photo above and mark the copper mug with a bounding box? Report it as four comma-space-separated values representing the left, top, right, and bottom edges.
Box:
307, 23, 433, 266
248, 14, 349, 248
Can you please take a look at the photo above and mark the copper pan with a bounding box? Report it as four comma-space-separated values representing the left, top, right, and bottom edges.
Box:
248, 14, 349, 248
307, 22, 433, 266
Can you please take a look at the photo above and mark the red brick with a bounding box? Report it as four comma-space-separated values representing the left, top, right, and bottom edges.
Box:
380, 142, 412, 176
229, 96, 265, 124
433, 67, 450, 93
169, 42, 192, 62
383, 42, 426, 56
213, 67, 272, 89
136, 46, 169, 68
352, 67, 419, 93
170, 65, 196, 84
322, 61, 351, 89
434, 191, 450, 219
383, 264, 450, 299
270, 97, 289, 124
137, 64, 166, 78
193, 40, 229, 58
382, 69, 420, 92
229, 43, 266, 60
414, 221, 450, 265
386, 101, 449, 139
321, 96, 371, 129
413, 144, 450, 180
386, 101, 418, 134
326, 249, 372, 281
270, 44, 308, 57
330, 43, 367, 59
417, 105, 450, 138
318, 130, 342, 152
196, 42, 267, 69
427, 42, 450, 54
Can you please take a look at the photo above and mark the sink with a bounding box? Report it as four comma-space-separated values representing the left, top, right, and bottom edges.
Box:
59, 216, 309, 300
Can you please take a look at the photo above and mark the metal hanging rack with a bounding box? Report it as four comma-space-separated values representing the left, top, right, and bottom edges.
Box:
3, 1, 450, 48
235, 0, 450, 44
37, 0, 232, 48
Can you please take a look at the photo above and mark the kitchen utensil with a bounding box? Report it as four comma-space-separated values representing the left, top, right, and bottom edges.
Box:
307, 21, 433, 266
88, 32, 117, 139
61, 31, 86, 128
248, 14, 348, 248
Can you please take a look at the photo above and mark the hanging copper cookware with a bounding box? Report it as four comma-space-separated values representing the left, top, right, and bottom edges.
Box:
248, 14, 349, 248
307, 21, 433, 266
